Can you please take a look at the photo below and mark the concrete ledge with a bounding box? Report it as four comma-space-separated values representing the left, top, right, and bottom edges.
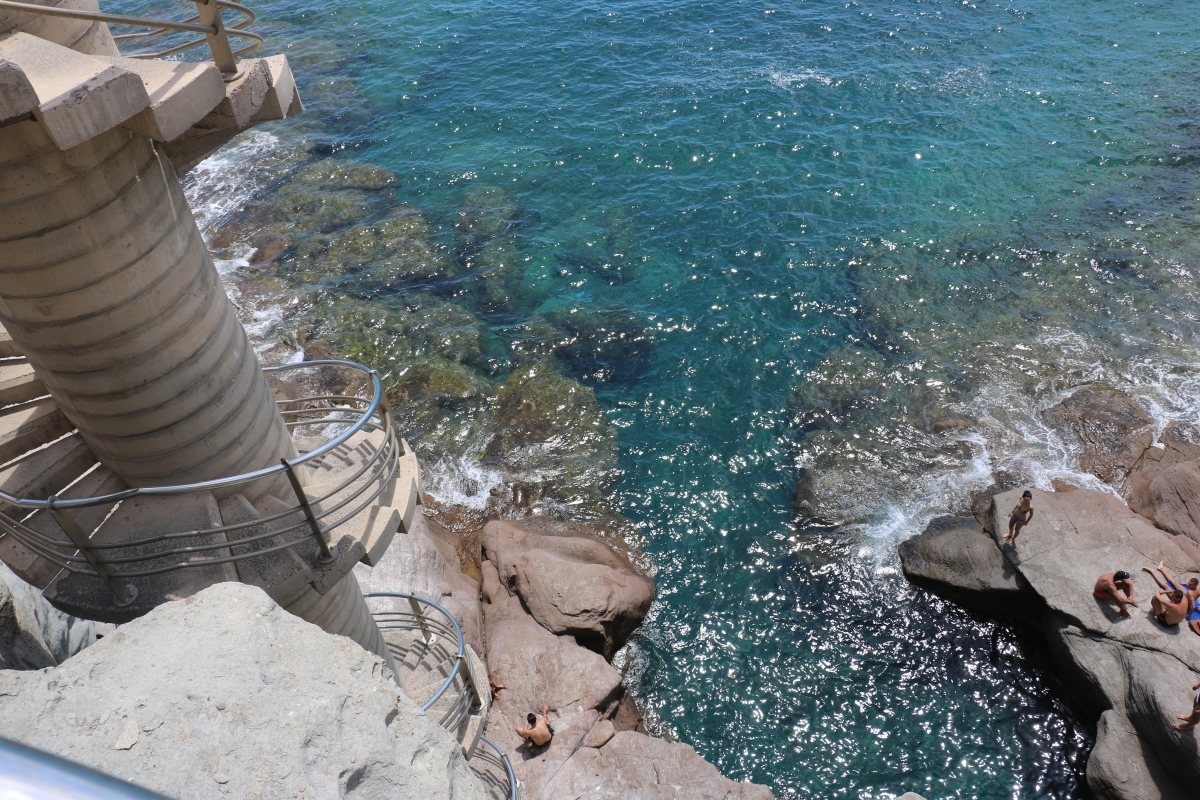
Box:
0, 58, 37, 124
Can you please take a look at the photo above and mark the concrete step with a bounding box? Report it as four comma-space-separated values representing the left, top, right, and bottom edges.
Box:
163, 54, 302, 174
0, 322, 21, 359
218, 492, 314, 608
93, 55, 226, 142
4, 464, 126, 590
0, 57, 38, 126
0, 431, 96, 516
0, 32, 149, 150
0, 397, 73, 466
44, 491, 237, 623
0, 361, 46, 407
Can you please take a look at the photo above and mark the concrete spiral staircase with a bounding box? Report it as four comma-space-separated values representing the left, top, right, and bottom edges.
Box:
0, 5, 505, 789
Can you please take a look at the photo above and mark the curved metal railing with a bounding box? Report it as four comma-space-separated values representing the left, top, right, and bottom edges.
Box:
364, 592, 517, 800
0, 0, 260, 78
0, 360, 402, 605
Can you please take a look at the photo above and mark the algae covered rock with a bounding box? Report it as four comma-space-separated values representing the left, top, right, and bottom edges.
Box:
542, 307, 653, 386
274, 159, 398, 233
308, 206, 451, 286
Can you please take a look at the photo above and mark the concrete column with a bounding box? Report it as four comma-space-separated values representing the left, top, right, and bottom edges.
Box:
0, 119, 296, 497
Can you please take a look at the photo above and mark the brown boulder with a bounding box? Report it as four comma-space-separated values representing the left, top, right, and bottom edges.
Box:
482, 519, 653, 657
1137, 461, 1200, 547
1041, 387, 1153, 485
1125, 422, 1200, 512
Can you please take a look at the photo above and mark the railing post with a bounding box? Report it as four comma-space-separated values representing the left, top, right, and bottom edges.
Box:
371, 369, 405, 456
281, 458, 337, 564
191, 0, 239, 80
408, 596, 432, 643
47, 497, 138, 607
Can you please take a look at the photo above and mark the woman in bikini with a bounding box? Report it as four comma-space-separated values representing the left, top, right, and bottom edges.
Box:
1004, 490, 1034, 545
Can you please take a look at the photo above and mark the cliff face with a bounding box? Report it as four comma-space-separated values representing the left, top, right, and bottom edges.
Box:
901, 487, 1200, 800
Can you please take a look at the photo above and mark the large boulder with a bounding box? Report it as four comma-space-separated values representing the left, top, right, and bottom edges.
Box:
0, 583, 487, 800
1041, 387, 1153, 485
1086, 710, 1188, 800
482, 519, 653, 657
1134, 460, 1200, 548
1123, 647, 1200, 789
898, 516, 1036, 617
540, 731, 775, 800
0, 561, 93, 670
1125, 422, 1200, 512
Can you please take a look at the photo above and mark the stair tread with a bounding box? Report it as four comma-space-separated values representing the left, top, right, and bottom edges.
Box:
218, 492, 314, 607
44, 491, 238, 623
0, 398, 72, 466
0, 431, 95, 508
4, 465, 127, 590
94, 56, 225, 142
0, 33, 150, 150
0, 322, 19, 359
0, 361, 45, 407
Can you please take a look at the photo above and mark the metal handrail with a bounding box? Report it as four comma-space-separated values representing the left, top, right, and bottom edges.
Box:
0, 0, 260, 78
364, 592, 479, 726
0, 360, 401, 604
0, 736, 172, 799
479, 736, 519, 800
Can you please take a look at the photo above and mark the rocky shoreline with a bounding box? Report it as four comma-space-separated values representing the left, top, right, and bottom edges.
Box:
900, 386, 1200, 800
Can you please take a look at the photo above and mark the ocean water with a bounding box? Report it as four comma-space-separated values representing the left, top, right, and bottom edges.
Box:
120, 0, 1200, 795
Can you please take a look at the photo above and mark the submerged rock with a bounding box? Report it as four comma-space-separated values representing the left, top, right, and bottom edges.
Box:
1041, 386, 1154, 485
542, 307, 654, 387
274, 159, 398, 233
0, 582, 487, 800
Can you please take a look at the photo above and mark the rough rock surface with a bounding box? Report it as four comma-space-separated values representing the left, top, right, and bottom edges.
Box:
1041, 387, 1154, 485
539, 731, 775, 800
0, 582, 487, 800
354, 511, 484, 655
898, 516, 1035, 617
480, 542, 772, 800
1087, 709, 1189, 800
0, 561, 93, 670
1134, 460, 1200, 548
1125, 422, 1200, 513
482, 519, 654, 657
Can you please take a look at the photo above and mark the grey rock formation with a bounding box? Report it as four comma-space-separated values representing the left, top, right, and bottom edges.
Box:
0, 582, 486, 800
1087, 709, 1189, 800
895, 795, 928, 800
1041, 386, 1154, 485
0, 561, 93, 669
898, 515, 1035, 617
540, 731, 775, 800
482, 518, 653, 657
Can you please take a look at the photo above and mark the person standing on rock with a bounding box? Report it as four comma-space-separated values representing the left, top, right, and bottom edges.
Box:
1175, 683, 1200, 730
1003, 490, 1034, 545
1093, 571, 1138, 619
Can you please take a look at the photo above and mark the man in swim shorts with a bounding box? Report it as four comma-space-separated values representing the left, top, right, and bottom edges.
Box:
1141, 561, 1200, 632
515, 704, 553, 749
1093, 571, 1138, 619
1003, 490, 1034, 545
1176, 682, 1200, 730
1150, 587, 1189, 627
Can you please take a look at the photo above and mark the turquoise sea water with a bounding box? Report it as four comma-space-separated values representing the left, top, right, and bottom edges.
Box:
127, 0, 1200, 794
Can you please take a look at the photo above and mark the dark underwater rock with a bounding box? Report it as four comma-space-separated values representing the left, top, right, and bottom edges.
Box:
542, 308, 653, 386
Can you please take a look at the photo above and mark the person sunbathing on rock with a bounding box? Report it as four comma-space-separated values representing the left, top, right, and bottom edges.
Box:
1003, 490, 1034, 545
515, 704, 554, 749
1149, 588, 1189, 627
1175, 683, 1200, 730
1142, 561, 1199, 599
1093, 571, 1138, 619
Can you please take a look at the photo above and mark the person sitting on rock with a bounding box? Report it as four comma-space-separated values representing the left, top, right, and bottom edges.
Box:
1142, 561, 1199, 600
515, 704, 554, 749
1175, 682, 1200, 730
1093, 571, 1138, 619
1149, 587, 1189, 627
1003, 490, 1034, 545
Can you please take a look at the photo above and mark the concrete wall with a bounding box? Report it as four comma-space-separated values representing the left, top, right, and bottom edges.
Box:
0, 0, 120, 57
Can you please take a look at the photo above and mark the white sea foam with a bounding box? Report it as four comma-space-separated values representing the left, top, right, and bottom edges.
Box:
183, 130, 280, 233
421, 456, 505, 511
769, 69, 834, 90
